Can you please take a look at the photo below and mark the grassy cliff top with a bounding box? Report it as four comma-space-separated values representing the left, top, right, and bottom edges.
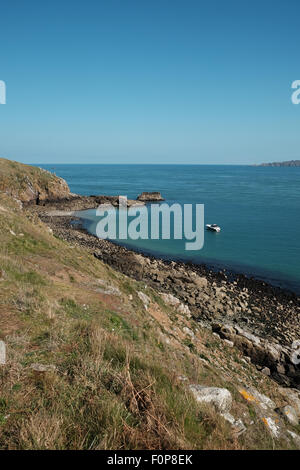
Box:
0, 158, 70, 203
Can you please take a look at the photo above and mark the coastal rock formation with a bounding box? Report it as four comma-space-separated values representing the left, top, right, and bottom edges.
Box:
137, 191, 165, 202
0, 158, 143, 210
279, 405, 299, 426
211, 322, 300, 388
189, 385, 232, 413
0, 158, 71, 204
257, 160, 300, 167
30, 194, 145, 212
189, 385, 246, 435
279, 388, 300, 416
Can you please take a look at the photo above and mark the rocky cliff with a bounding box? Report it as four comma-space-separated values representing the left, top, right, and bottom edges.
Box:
0, 158, 71, 204
137, 191, 165, 201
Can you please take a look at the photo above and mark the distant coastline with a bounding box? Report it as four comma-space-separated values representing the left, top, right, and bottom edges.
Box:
255, 160, 300, 167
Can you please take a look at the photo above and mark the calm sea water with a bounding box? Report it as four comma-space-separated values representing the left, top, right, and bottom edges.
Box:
39, 164, 300, 293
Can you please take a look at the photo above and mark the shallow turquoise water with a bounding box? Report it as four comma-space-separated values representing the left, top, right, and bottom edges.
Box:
39, 164, 300, 293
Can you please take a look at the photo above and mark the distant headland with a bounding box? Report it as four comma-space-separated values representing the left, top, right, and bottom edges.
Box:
255, 160, 300, 167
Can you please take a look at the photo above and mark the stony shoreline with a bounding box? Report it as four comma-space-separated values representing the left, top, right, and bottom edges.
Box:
30, 198, 300, 391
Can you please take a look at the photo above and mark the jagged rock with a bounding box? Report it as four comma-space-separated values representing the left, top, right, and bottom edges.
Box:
0, 341, 6, 365
137, 192, 164, 202
265, 343, 283, 363
279, 388, 300, 417
239, 387, 292, 440
279, 405, 299, 426
224, 339, 234, 347
239, 387, 276, 411
189, 385, 232, 413
261, 416, 281, 438
235, 326, 261, 346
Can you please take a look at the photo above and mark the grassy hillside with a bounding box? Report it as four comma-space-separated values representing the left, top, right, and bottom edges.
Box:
0, 164, 299, 449
0, 158, 70, 203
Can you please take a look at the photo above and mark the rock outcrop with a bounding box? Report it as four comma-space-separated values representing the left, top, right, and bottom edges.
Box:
0, 158, 71, 204
0, 158, 144, 209
257, 160, 300, 167
189, 385, 232, 413
212, 322, 300, 388
137, 191, 164, 202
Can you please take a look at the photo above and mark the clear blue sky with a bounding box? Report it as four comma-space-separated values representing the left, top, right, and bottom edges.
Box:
0, 0, 300, 164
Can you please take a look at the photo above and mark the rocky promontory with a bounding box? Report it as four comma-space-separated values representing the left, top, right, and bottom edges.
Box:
0, 158, 145, 210
137, 191, 165, 202
0, 158, 71, 204
256, 160, 300, 167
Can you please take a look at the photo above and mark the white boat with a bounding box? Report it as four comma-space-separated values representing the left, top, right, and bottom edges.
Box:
206, 224, 221, 232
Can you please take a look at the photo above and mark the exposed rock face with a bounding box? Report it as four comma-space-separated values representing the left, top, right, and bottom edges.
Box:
212, 322, 300, 388
279, 405, 299, 426
239, 387, 276, 411
189, 384, 247, 434
238, 387, 284, 438
137, 192, 165, 202
189, 385, 233, 413
279, 388, 300, 416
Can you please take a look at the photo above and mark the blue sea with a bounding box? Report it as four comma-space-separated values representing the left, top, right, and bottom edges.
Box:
39, 164, 300, 294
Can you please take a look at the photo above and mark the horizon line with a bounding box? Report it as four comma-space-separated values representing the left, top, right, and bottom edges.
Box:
31, 162, 255, 166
